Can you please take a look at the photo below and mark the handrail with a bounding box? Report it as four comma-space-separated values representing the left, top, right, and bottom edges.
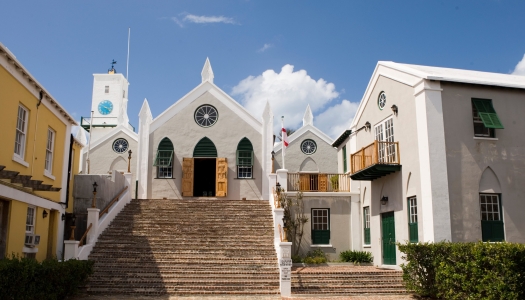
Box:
99, 186, 128, 218
79, 223, 92, 247
350, 140, 400, 174
287, 173, 350, 192
272, 187, 281, 208
278, 224, 283, 242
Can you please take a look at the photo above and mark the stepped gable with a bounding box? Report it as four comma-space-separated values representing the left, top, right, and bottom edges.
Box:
292, 265, 407, 295
86, 199, 280, 296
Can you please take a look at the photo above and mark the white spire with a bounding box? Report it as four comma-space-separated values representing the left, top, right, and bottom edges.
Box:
201, 57, 214, 83
303, 104, 314, 126
138, 98, 152, 119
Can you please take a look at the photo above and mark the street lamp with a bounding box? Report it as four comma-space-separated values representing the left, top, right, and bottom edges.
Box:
69, 214, 77, 240
128, 150, 132, 173
91, 182, 98, 208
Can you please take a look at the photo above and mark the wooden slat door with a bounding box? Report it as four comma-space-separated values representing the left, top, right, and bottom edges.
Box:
299, 174, 309, 191
318, 174, 327, 192
182, 158, 194, 197
216, 158, 228, 197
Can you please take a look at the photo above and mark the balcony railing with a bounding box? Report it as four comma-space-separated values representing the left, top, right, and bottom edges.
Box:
349, 140, 401, 181
287, 173, 350, 192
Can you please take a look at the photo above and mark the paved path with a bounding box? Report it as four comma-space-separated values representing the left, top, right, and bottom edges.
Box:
75, 295, 416, 300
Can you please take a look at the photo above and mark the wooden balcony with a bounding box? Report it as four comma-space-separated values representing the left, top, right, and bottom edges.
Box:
287, 173, 350, 192
350, 141, 401, 181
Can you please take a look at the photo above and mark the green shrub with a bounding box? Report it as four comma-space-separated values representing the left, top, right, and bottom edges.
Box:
0, 255, 94, 300
339, 250, 373, 264
291, 255, 302, 263
302, 249, 327, 264
398, 241, 525, 300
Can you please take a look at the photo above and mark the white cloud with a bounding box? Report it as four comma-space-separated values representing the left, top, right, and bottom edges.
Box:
258, 43, 273, 52
183, 14, 236, 24
231, 64, 355, 138
171, 17, 184, 28
315, 100, 359, 138
511, 54, 525, 76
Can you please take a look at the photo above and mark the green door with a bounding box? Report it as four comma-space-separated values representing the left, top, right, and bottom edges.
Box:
382, 212, 396, 265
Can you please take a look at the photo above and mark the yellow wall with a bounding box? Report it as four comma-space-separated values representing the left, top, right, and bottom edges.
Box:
0, 65, 67, 203
4, 199, 57, 261
67, 143, 83, 214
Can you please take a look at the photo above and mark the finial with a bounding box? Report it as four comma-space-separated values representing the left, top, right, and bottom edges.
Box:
201, 57, 214, 83
303, 104, 314, 126
108, 59, 117, 74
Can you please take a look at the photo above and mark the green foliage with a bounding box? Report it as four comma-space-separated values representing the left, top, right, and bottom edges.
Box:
280, 191, 309, 256
302, 249, 327, 264
398, 241, 525, 299
291, 255, 303, 263
339, 250, 373, 264
0, 255, 94, 300
330, 175, 339, 191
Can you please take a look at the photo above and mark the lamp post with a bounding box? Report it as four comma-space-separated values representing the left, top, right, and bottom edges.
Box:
91, 182, 98, 208
128, 150, 132, 173
42, 210, 48, 219
282, 216, 288, 242
276, 182, 281, 208
69, 214, 76, 241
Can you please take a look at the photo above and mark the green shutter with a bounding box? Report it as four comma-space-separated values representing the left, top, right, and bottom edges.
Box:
343, 146, 347, 173
482, 221, 505, 242
236, 138, 253, 166
193, 137, 217, 157
409, 223, 418, 243
472, 99, 504, 129
363, 208, 370, 245
154, 138, 174, 166
312, 230, 330, 245
237, 137, 253, 151
364, 228, 371, 245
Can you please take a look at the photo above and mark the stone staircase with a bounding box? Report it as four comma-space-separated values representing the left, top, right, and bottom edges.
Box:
86, 199, 280, 296
292, 266, 407, 295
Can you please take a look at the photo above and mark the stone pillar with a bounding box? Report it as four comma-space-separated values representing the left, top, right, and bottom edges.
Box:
124, 172, 132, 188
276, 169, 288, 191
350, 195, 361, 250
86, 208, 100, 245
279, 241, 293, 297
64, 240, 80, 260
273, 207, 285, 254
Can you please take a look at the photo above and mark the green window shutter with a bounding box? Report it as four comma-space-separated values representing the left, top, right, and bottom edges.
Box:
312, 230, 330, 245
193, 137, 217, 157
409, 223, 418, 243
343, 146, 347, 173
236, 150, 253, 165
482, 221, 505, 242
153, 150, 173, 166
364, 228, 371, 245
472, 99, 504, 129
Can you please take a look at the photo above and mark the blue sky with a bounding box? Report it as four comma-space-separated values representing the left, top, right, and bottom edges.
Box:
2, 1, 524, 138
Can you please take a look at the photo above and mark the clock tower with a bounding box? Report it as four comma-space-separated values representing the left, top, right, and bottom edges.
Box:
87, 65, 132, 142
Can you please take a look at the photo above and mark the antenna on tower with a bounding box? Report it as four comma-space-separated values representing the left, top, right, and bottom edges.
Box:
126, 27, 130, 80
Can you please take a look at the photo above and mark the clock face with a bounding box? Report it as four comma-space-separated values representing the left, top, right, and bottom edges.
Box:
98, 100, 113, 115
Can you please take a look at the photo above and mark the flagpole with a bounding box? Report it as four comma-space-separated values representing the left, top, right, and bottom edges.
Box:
281, 116, 285, 170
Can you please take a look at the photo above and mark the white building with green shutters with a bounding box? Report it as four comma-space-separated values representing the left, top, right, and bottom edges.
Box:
335, 61, 525, 267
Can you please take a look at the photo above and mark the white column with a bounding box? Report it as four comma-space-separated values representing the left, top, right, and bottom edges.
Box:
414, 80, 452, 242
279, 242, 293, 297
86, 208, 100, 245
273, 207, 285, 255
64, 240, 80, 260
350, 195, 361, 250
137, 99, 152, 199
262, 101, 274, 201
276, 169, 288, 191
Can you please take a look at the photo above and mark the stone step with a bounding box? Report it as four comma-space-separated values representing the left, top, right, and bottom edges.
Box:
87, 287, 280, 295
292, 289, 408, 295
92, 265, 279, 271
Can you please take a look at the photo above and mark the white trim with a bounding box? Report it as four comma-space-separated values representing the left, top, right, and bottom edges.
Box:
273, 124, 333, 152
22, 246, 38, 253
310, 244, 333, 248
44, 170, 55, 180
283, 191, 356, 197
150, 81, 262, 134
0, 183, 64, 211
473, 137, 499, 141
45, 127, 55, 174
88, 124, 138, 150
12, 154, 29, 167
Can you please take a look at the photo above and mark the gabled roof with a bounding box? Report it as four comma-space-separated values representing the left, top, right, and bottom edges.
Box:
0, 42, 77, 125
89, 124, 138, 151
349, 61, 525, 130
332, 130, 352, 148
150, 80, 263, 134
274, 124, 333, 152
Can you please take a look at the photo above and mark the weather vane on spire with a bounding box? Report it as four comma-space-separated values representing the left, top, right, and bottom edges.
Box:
108, 59, 117, 74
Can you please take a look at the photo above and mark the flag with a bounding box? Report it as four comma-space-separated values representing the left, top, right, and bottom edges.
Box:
281, 117, 288, 169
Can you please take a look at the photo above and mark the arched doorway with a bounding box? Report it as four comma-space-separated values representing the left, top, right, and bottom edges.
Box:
192, 137, 217, 197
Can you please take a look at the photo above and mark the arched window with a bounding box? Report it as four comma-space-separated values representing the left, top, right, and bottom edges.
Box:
236, 138, 253, 178
153, 138, 174, 178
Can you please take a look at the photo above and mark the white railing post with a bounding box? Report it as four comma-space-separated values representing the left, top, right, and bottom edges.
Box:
64, 240, 79, 260
276, 169, 288, 191
86, 208, 100, 245
279, 241, 293, 297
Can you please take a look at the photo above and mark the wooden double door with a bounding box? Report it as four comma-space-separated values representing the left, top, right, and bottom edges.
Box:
182, 157, 228, 197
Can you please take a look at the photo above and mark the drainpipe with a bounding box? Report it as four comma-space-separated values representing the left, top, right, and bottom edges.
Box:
65, 134, 74, 208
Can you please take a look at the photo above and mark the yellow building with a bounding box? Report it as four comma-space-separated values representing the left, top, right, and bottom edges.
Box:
0, 42, 80, 261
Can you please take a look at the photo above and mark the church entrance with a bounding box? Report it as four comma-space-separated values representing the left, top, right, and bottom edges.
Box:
193, 158, 216, 197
